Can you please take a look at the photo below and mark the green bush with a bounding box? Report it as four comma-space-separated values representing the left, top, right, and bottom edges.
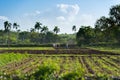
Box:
61, 71, 84, 80
0, 44, 53, 47
30, 62, 60, 80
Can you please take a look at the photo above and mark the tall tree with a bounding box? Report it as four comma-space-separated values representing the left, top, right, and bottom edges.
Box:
109, 5, 120, 26
4, 21, 12, 47
95, 16, 110, 31
76, 26, 94, 46
72, 25, 76, 33
34, 22, 42, 33
95, 16, 111, 41
13, 22, 20, 31
13, 22, 20, 43
53, 26, 60, 34
41, 25, 49, 34
30, 28, 35, 33
40, 26, 49, 43
13, 23, 20, 44
4, 21, 11, 32
109, 4, 120, 43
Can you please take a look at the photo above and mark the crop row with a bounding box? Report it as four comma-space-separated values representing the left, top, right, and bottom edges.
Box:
0, 53, 28, 67
0, 55, 119, 80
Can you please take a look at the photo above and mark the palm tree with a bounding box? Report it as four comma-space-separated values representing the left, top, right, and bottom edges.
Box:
13, 23, 20, 44
53, 26, 60, 34
4, 21, 12, 47
30, 28, 35, 33
34, 22, 42, 33
72, 25, 76, 33
13, 22, 20, 31
41, 25, 49, 34
40, 26, 49, 43
4, 21, 11, 32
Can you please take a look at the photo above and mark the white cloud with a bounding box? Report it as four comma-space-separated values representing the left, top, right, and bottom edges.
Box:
57, 4, 69, 13
56, 16, 66, 21
57, 4, 80, 22
57, 4, 79, 15
55, 4, 96, 33
70, 4, 79, 15
55, 14, 95, 33
0, 16, 9, 21
24, 10, 41, 16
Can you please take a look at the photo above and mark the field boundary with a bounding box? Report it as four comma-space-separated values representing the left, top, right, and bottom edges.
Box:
0, 48, 120, 55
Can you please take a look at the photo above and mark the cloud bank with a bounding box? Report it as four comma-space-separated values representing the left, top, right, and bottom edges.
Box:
0, 16, 9, 21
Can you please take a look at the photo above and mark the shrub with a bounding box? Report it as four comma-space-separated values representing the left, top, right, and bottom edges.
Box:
61, 71, 84, 80
31, 62, 60, 80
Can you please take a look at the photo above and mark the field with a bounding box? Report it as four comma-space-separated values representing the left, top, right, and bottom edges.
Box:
88, 46, 120, 54
0, 53, 28, 67
0, 47, 120, 80
0, 47, 55, 50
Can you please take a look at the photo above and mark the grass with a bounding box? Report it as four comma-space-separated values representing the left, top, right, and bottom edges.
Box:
0, 47, 55, 50
87, 46, 120, 54
0, 53, 28, 67
30, 54, 114, 57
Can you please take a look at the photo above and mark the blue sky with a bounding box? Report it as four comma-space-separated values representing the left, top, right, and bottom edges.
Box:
0, 0, 120, 33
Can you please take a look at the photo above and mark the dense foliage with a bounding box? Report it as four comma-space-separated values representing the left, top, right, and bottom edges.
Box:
0, 30, 75, 45
76, 4, 120, 46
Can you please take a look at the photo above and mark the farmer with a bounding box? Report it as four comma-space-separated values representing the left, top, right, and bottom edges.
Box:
53, 43, 56, 48
66, 43, 68, 49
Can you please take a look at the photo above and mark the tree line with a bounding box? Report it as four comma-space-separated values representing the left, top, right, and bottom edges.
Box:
76, 4, 120, 46
0, 21, 75, 45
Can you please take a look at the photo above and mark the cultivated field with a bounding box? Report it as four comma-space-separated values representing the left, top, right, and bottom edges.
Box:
88, 47, 120, 54
0, 47, 55, 50
0, 47, 120, 80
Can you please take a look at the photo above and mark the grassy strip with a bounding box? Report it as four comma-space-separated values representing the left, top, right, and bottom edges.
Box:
29, 54, 114, 57
87, 47, 120, 54
0, 53, 28, 67
0, 47, 55, 50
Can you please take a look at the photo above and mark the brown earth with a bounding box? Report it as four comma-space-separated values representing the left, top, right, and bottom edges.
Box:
0, 48, 120, 55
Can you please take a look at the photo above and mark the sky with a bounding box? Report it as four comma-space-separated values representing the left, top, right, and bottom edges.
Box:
0, 0, 120, 33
